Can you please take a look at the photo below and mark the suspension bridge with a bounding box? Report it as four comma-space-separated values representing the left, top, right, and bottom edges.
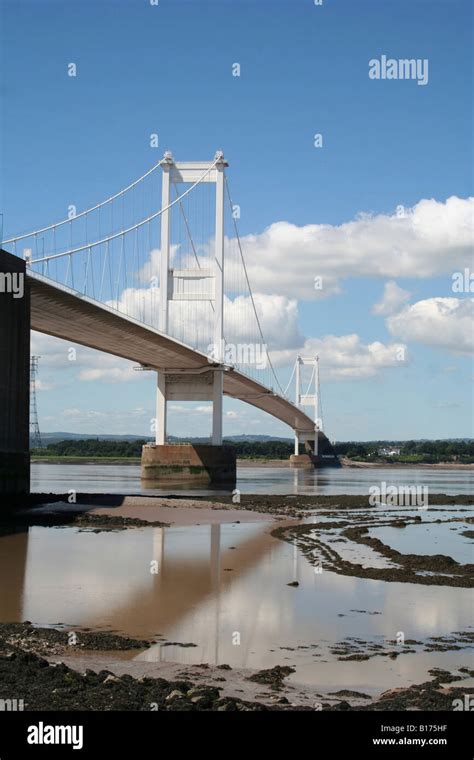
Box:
0, 150, 338, 495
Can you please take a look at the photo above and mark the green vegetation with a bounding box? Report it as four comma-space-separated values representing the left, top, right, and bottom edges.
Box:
31, 439, 148, 458
31, 438, 294, 460
334, 440, 474, 464
226, 440, 294, 459
30, 438, 474, 463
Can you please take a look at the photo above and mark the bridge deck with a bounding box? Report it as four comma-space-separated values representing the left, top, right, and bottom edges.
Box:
29, 272, 316, 435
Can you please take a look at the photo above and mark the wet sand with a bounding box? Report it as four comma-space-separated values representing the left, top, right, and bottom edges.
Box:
20, 495, 275, 526
1, 493, 472, 711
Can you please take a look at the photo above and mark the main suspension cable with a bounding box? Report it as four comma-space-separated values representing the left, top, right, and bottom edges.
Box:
30, 158, 220, 264
224, 175, 285, 396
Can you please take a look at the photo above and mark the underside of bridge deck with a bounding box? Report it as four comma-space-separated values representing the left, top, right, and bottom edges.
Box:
28, 271, 317, 435
0, 264, 337, 496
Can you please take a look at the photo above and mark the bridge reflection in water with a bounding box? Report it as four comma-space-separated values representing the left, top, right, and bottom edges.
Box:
0, 519, 472, 690
0, 520, 302, 668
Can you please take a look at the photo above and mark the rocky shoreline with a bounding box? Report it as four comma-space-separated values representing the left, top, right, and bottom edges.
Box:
1, 624, 473, 712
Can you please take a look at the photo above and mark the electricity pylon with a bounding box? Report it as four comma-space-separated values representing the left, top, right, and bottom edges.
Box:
30, 355, 42, 449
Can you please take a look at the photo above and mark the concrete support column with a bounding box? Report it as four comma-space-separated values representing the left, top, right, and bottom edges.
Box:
0, 250, 30, 503
214, 161, 225, 360
159, 160, 172, 335
294, 355, 301, 455
156, 372, 167, 445
212, 370, 223, 446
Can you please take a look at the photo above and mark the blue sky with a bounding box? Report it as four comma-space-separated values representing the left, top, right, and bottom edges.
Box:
2, 0, 473, 440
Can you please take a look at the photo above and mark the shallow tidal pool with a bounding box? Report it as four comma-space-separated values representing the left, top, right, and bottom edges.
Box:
0, 507, 472, 694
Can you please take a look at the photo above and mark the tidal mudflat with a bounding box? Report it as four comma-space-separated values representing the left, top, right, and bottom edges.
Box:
0, 493, 472, 710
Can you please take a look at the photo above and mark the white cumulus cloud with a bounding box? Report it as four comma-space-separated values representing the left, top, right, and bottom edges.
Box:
238, 196, 473, 299
372, 281, 411, 316
387, 297, 474, 355
78, 367, 139, 383
273, 333, 407, 379
107, 288, 303, 352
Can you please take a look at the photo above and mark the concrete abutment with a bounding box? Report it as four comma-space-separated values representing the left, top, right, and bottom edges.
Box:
141, 443, 236, 485
0, 250, 30, 504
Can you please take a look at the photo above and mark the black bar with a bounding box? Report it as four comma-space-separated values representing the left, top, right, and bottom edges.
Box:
0, 710, 472, 757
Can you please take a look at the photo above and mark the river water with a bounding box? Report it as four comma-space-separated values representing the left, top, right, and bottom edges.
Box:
31, 461, 474, 496
1, 515, 472, 693
2, 463, 471, 694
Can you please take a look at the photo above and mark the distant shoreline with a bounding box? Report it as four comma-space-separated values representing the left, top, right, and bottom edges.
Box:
31, 457, 141, 465
338, 457, 474, 470
30, 456, 474, 470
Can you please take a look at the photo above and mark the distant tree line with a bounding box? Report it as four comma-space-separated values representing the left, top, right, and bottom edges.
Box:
333, 440, 474, 464
30, 438, 295, 459
32, 439, 150, 458
31, 438, 474, 463
225, 440, 294, 459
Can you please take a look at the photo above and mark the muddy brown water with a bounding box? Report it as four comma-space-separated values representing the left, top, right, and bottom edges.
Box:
0, 506, 472, 695
31, 462, 474, 496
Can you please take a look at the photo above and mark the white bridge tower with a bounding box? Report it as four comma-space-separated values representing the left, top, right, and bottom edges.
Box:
156, 150, 227, 447
294, 355, 321, 457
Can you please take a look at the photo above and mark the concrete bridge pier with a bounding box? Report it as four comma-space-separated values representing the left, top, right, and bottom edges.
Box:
0, 250, 30, 505
141, 367, 236, 486
290, 430, 341, 468
141, 442, 236, 485
290, 432, 316, 468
